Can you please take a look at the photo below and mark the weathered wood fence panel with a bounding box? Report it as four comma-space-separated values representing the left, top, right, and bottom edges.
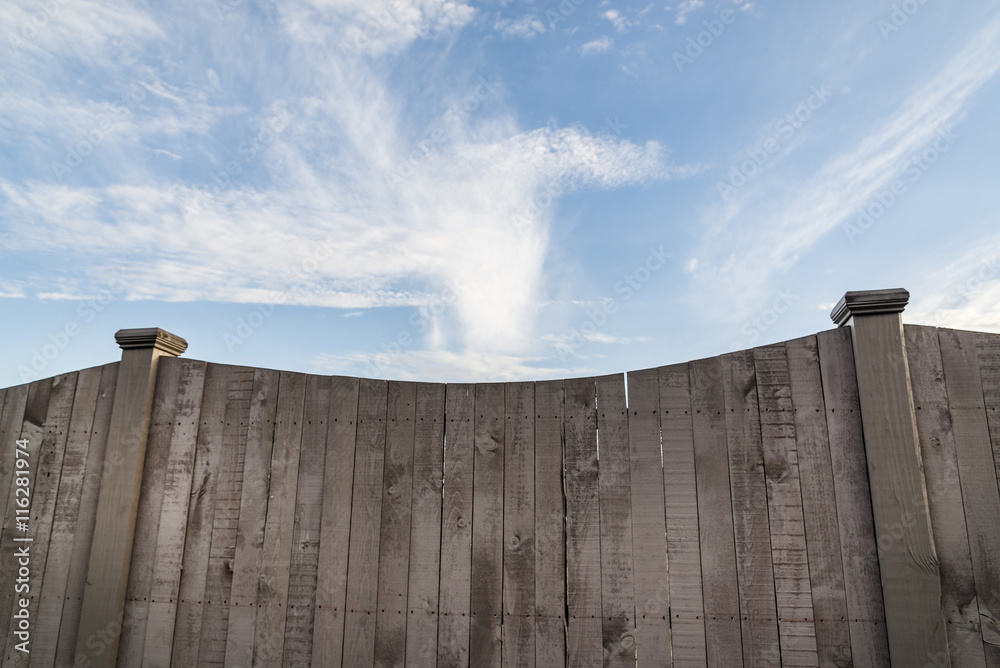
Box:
2, 318, 999, 667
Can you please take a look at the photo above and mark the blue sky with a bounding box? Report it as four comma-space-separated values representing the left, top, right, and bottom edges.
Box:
2, 0, 1000, 387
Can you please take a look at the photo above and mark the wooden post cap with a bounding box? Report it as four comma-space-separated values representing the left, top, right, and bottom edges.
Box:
114, 327, 188, 356
830, 288, 909, 327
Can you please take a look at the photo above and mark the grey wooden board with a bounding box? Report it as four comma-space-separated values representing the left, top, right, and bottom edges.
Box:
197, 366, 255, 666
313, 375, 360, 668
252, 372, 306, 667
31, 366, 103, 667
974, 330, 1000, 665
596, 373, 637, 667
142, 359, 208, 668
627, 367, 672, 667
816, 328, 890, 667
342, 378, 389, 666
5, 372, 75, 667
534, 379, 566, 668
564, 376, 604, 667
436, 383, 475, 668
850, 314, 948, 666
722, 351, 780, 667
223, 367, 281, 668
905, 326, 986, 667
470, 382, 504, 668
659, 363, 708, 665
502, 381, 535, 667
786, 336, 854, 667
938, 328, 1000, 652
751, 344, 817, 667
374, 381, 417, 668
115, 358, 182, 667
689, 357, 743, 668
169, 363, 236, 667
403, 382, 445, 666
54, 362, 118, 667
281, 374, 331, 667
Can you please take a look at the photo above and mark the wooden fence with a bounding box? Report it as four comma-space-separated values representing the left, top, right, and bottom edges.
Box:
1, 289, 998, 667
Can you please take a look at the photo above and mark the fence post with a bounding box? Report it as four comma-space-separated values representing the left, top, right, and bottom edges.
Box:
74, 328, 187, 668
831, 289, 949, 667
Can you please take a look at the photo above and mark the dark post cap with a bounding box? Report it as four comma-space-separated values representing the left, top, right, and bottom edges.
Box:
114, 328, 188, 356
831, 288, 909, 326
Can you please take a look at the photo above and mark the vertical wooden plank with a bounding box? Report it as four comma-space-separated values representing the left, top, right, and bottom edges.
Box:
313, 375, 360, 668
31, 366, 103, 667
785, 336, 854, 667
223, 368, 281, 668
0, 382, 35, 548
437, 383, 475, 668
534, 380, 566, 668
140, 359, 208, 667
975, 332, 1000, 495
596, 373, 637, 666
938, 328, 1000, 655
502, 381, 535, 667
689, 357, 743, 668
470, 382, 504, 668
722, 351, 780, 667
905, 326, 987, 667
168, 364, 236, 667
55, 362, 118, 667
342, 378, 388, 666
281, 374, 332, 667
751, 344, 817, 667
659, 363, 707, 665
564, 376, 603, 667
404, 382, 445, 666
251, 372, 306, 666
4, 372, 75, 667
374, 381, 417, 668
196, 366, 255, 666
627, 368, 672, 667
816, 328, 890, 667
115, 359, 183, 666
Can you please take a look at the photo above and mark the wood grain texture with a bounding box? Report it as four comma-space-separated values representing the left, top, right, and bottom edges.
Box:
31, 366, 103, 667
974, 330, 1000, 665
626, 368, 671, 667
905, 325, 986, 668
816, 327, 889, 668
281, 374, 331, 667
690, 357, 743, 668
404, 382, 445, 667
785, 336, 853, 668
437, 383, 475, 668
470, 383, 504, 668
4, 372, 74, 667
115, 359, 183, 667
168, 363, 235, 667
534, 379, 566, 668
197, 366, 255, 666
222, 368, 281, 668
751, 344, 817, 667
596, 373, 637, 667
55, 362, 118, 668
564, 376, 603, 667
342, 378, 388, 667
659, 363, 708, 665
502, 381, 535, 667
141, 359, 208, 668
252, 372, 307, 667
374, 381, 417, 668
938, 328, 1000, 653
313, 375, 360, 668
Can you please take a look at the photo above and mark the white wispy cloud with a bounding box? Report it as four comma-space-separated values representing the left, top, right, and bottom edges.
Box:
602, 9, 638, 33
674, 0, 704, 25
581, 36, 614, 55
906, 242, 1000, 332
495, 15, 547, 39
